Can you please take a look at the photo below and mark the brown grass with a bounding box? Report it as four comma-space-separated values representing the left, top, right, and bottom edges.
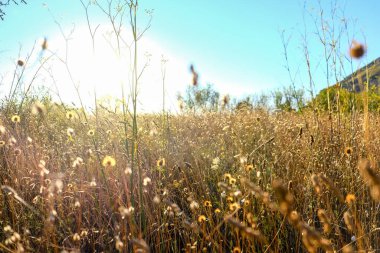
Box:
1, 103, 380, 252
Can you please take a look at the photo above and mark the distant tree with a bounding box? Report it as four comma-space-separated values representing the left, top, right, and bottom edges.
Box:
235, 97, 253, 111
313, 85, 380, 113
272, 86, 306, 112
0, 0, 26, 20
181, 83, 220, 112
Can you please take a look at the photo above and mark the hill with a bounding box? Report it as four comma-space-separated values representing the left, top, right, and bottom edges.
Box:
341, 57, 380, 92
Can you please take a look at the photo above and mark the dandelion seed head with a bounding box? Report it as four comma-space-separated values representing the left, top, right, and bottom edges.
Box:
124, 167, 132, 175
143, 177, 151, 186
153, 195, 161, 204
67, 128, 74, 137
90, 178, 97, 187
41, 37, 48, 50
17, 59, 24, 67
0, 125, 5, 135
119, 206, 134, 219
349, 40, 366, 59
72, 233, 80, 241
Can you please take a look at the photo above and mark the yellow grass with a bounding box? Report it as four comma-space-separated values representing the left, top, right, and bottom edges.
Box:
1, 102, 380, 252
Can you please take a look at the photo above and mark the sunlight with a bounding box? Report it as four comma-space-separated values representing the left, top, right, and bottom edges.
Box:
46, 24, 191, 112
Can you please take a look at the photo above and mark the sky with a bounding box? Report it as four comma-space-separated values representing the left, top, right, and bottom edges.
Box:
0, 0, 379, 112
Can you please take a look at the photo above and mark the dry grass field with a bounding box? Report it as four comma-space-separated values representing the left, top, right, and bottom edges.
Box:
1, 99, 380, 252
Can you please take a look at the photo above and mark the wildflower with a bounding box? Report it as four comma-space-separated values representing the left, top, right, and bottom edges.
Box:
67, 128, 74, 137
349, 40, 366, 59
214, 208, 221, 214
143, 177, 151, 186
66, 111, 76, 120
0, 141, 5, 147
124, 167, 132, 175
80, 230, 88, 237
229, 202, 240, 211
346, 194, 356, 204
115, 236, 124, 252
87, 129, 95, 136
226, 196, 234, 203
243, 200, 250, 207
8, 137, 17, 145
4, 225, 12, 232
190, 201, 199, 210
157, 158, 166, 167
203, 200, 212, 208
229, 177, 236, 185
0, 125, 5, 135
31, 101, 46, 115
233, 190, 242, 197
119, 206, 134, 218
54, 179, 63, 193
102, 155, 116, 167
173, 180, 180, 188
197, 215, 206, 223
90, 178, 97, 187
256, 171, 261, 178
17, 59, 24, 67
72, 157, 84, 167
11, 115, 20, 123
72, 233, 80, 241
153, 195, 161, 204
149, 128, 158, 136
233, 247, 241, 253
211, 157, 220, 170
12, 232, 21, 241
245, 164, 254, 172
224, 173, 232, 180
239, 156, 247, 164
344, 147, 353, 156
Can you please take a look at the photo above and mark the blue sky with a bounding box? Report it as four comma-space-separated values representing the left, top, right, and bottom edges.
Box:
0, 0, 379, 111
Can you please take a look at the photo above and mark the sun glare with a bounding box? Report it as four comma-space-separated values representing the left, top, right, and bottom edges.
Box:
40, 25, 190, 112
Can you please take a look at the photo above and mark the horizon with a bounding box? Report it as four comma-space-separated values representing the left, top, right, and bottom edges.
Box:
0, 0, 379, 112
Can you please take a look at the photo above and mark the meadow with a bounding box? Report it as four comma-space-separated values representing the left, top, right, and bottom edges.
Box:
1, 96, 380, 252
1, 1, 380, 252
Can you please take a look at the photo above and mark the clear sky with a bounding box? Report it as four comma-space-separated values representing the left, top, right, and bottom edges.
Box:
0, 0, 379, 111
